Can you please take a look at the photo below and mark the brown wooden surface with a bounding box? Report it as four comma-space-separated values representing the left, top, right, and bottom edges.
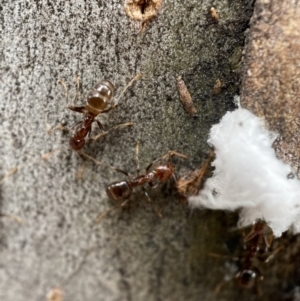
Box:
241, 0, 300, 177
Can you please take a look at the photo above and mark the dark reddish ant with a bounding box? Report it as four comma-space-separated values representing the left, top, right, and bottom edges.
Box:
80, 142, 187, 220
212, 220, 282, 295
106, 142, 187, 207
235, 221, 273, 291
59, 74, 141, 151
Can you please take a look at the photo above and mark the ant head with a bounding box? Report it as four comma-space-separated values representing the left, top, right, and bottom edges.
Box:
86, 80, 114, 115
154, 163, 175, 182
236, 268, 259, 289
106, 180, 132, 202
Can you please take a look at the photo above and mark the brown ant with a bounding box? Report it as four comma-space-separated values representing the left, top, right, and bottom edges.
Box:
59, 74, 141, 151
106, 142, 187, 206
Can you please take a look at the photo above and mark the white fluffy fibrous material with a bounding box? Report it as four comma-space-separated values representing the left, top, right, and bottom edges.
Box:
189, 107, 300, 237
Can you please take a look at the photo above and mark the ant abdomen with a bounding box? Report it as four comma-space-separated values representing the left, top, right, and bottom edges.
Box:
236, 269, 257, 289
86, 80, 115, 115
106, 180, 132, 202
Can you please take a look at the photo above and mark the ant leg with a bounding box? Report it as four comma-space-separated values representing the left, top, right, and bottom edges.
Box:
121, 199, 130, 207
135, 141, 140, 176
58, 75, 81, 106
73, 74, 81, 106
256, 272, 264, 297
96, 199, 131, 220
87, 126, 92, 139
79, 151, 131, 179
207, 252, 239, 261
100, 103, 118, 113
96, 120, 105, 132
243, 222, 260, 242
68, 106, 85, 113
78, 151, 114, 169
50, 119, 82, 134
214, 280, 229, 295
166, 150, 188, 161
172, 172, 178, 185
0, 166, 18, 184
244, 221, 269, 243
91, 122, 133, 142
114, 73, 142, 105
57, 79, 69, 103
71, 120, 83, 129
263, 246, 284, 263
142, 187, 152, 203
263, 231, 274, 250
97, 73, 142, 114
95, 205, 121, 223
142, 187, 163, 218
146, 150, 188, 173
76, 160, 85, 180
0, 213, 23, 224
41, 148, 66, 160
145, 161, 154, 173
114, 168, 131, 178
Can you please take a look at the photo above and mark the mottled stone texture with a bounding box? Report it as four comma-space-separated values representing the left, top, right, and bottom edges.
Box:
2, 1, 298, 301
241, 0, 300, 176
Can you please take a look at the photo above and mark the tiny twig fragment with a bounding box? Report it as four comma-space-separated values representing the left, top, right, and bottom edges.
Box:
0, 213, 23, 224
210, 7, 219, 22
213, 79, 222, 95
176, 76, 197, 116
177, 148, 214, 197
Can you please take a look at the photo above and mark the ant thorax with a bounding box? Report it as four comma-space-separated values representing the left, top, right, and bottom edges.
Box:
85, 80, 115, 116
154, 164, 175, 182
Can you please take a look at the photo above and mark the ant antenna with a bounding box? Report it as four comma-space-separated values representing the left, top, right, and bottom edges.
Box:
115, 73, 142, 105
135, 141, 140, 176
57, 79, 69, 104
41, 148, 66, 160
166, 150, 188, 161
78, 150, 117, 171
58, 74, 81, 106
146, 150, 187, 172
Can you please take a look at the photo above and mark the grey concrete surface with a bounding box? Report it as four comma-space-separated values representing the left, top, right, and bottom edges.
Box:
2, 1, 297, 301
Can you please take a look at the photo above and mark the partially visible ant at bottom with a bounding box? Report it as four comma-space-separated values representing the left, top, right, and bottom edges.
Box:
235, 221, 274, 291
80, 142, 187, 221
211, 220, 283, 296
